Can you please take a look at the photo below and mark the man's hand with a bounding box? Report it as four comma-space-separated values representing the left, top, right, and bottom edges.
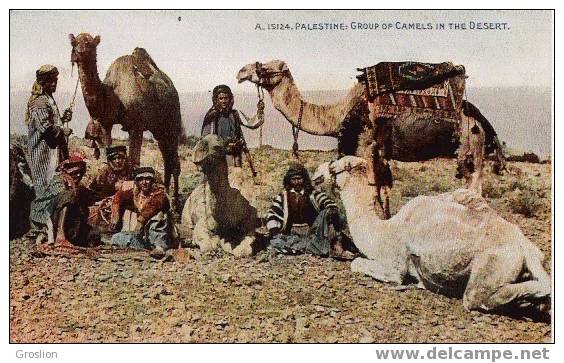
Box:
62, 108, 73, 122
63, 127, 73, 137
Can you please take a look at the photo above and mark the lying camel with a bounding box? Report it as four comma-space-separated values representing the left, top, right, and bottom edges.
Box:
313, 156, 551, 316
180, 135, 261, 257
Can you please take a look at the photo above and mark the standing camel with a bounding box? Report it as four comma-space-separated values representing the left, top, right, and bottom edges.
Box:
69, 33, 183, 206
237, 60, 505, 217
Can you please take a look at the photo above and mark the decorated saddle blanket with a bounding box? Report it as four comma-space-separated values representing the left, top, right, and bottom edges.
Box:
356, 61, 466, 118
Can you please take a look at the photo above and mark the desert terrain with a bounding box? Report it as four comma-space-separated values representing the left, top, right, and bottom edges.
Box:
9, 138, 552, 343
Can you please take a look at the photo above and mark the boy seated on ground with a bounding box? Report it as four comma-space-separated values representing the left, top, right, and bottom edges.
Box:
110, 167, 175, 258
30, 153, 99, 247
265, 163, 356, 258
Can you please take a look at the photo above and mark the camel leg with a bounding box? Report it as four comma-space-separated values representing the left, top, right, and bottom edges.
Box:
351, 256, 405, 284
129, 130, 143, 168
374, 187, 389, 220
156, 137, 180, 211
103, 125, 112, 147
468, 126, 484, 195
193, 221, 220, 252
382, 186, 390, 219
462, 245, 550, 312
459, 116, 485, 195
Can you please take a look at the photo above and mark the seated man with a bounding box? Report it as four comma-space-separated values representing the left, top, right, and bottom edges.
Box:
30, 153, 98, 247
88, 145, 133, 200
265, 163, 354, 258
110, 167, 174, 258
87, 145, 133, 233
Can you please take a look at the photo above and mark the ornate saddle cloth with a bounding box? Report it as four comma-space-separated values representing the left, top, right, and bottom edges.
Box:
356, 61, 466, 118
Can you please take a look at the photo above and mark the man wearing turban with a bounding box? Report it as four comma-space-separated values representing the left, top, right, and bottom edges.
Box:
26, 65, 73, 195
201, 84, 264, 168
110, 167, 174, 259
265, 163, 357, 258
87, 145, 134, 234
30, 153, 98, 247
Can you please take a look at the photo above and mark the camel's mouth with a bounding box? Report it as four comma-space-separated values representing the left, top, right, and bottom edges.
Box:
236, 72, 253, 84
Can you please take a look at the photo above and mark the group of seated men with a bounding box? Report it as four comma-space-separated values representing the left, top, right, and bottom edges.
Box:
28, 144, 355, 259
29, 146, 173, 259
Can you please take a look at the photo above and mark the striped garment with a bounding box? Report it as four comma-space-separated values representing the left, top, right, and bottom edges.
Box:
265, 189, 337, 232
27, 94, 66, 195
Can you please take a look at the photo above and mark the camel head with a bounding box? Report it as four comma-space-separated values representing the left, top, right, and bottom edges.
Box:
313, 156, 368, 191
236, 60, 290, 89
69, 33, 100, 65
192, 135, 227, 174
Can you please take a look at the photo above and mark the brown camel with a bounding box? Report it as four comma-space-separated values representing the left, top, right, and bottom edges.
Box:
237, 60, 506, 218
69, 33, 183, 206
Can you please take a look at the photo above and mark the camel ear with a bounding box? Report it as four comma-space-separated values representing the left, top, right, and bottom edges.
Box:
278, 62, 288, 72
69, 33, 77, 46
94, 35, 101, 45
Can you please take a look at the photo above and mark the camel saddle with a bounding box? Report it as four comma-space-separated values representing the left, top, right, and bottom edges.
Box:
356, 61, 466, 119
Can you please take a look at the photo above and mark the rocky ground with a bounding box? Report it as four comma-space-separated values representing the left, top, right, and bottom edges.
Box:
10, 140, 552, 343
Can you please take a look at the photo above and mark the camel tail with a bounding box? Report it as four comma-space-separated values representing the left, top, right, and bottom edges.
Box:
462, 100, 506, 174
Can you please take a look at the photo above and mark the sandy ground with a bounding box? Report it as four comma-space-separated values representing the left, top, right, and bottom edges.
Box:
9, 141, 552, 343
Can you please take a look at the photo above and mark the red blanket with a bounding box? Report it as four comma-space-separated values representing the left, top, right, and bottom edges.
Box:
356, 62, 466, 117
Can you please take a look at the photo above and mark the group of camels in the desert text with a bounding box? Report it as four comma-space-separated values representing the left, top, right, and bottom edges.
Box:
14, 32, 550, 320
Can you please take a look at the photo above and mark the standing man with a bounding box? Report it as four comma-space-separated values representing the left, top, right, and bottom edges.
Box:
26, 65, 73, 195
201, 84, 264, 168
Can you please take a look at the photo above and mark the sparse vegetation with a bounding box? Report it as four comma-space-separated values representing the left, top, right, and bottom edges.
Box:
10, 140, 552, 343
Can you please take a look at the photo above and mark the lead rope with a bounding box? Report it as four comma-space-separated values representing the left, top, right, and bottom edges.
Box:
62, 72, 80, 148
463, 86, 472, 152
292, 100, 304, 159
256, 84, 265, 147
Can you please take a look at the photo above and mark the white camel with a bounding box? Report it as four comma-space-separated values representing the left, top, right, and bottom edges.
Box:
313, 156, 550, 314
180, 135, 261, 257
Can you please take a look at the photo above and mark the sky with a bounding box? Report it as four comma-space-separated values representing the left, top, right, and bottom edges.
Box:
10, 10, 553, 95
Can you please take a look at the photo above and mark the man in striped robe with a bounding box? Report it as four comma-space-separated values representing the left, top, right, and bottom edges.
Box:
265, 163, 353, 257
26, 65, 73, 195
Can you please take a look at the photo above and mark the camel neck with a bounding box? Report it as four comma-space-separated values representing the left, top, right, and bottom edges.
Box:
204, 162, 230, 192
268, 77, 364, 137
76, 56, 104, 115
338, 174, 402, 257
339, 175, 381, 223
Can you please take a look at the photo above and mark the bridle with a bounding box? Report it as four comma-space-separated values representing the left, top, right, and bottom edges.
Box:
254, 61, 290, 84
254, 62, 303, 159
315, 159, 366, 192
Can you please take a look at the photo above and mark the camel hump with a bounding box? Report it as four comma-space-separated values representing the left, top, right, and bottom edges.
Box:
103, 50, 178, 113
